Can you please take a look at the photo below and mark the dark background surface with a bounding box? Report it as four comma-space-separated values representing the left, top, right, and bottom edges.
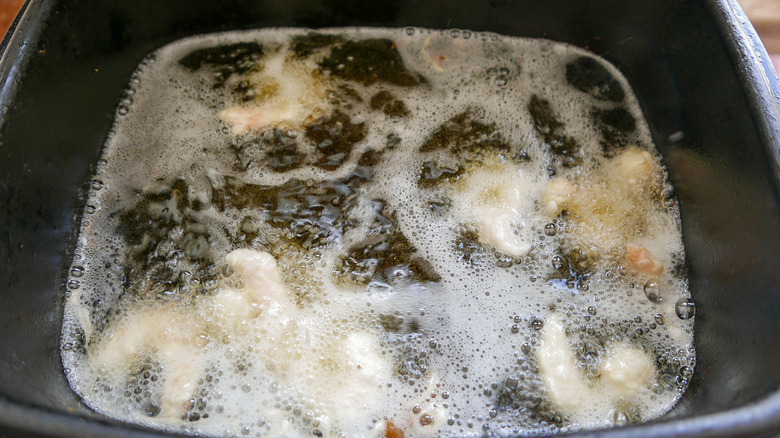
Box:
0, 0, 779, 436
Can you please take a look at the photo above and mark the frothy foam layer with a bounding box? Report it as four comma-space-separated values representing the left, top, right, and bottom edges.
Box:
61, 28, 695, 437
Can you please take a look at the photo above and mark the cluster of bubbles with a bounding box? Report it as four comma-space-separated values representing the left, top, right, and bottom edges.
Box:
60, 27, 696, 437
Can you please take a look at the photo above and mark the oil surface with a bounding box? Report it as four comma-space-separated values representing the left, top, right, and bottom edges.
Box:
61, 28, 695, 437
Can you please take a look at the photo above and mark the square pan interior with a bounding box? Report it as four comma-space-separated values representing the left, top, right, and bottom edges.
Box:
0, 0, 779, 436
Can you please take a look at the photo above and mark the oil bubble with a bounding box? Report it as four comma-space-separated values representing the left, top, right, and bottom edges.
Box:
643, 280, 662, 303
674, 298, 695, 320
70, 266, 85, 277
420, 414, 434, 426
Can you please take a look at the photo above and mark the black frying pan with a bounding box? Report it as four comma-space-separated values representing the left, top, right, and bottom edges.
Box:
0, 0, 779, 436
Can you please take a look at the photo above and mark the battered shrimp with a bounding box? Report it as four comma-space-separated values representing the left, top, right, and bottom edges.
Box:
89, 305, 206, 419
220, 51, 331, 134
536, 315, 592, 412
422, 36, 447, 72
540, 147, 663, 255
614, 148, 657, 187
214, 249, 393, 431
537, 314, 656, 421
420, 34, 470, 72
626, 243, 664, 277
88, 250, 294, 419
208, 249, 295, 336
455, 158, 535, 257
542, 177, 575, 216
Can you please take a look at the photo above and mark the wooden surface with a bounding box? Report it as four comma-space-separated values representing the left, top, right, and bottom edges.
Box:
0, 1, 776, 73
0, 0, 24, 41
739, 0, 780, 53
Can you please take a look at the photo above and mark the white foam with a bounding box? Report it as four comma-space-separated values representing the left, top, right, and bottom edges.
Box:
61, 27, 696, 437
